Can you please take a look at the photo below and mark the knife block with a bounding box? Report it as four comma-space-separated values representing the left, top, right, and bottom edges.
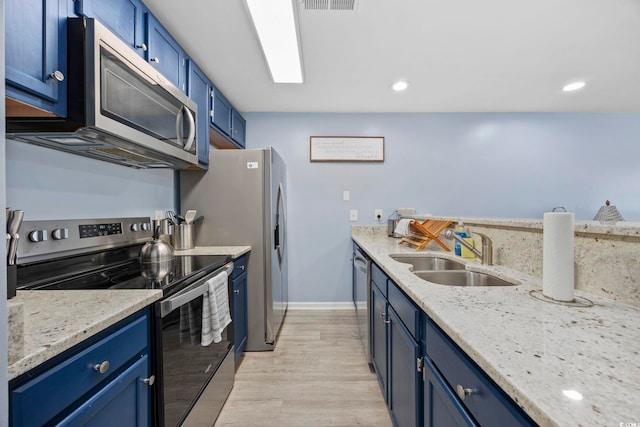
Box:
7, 264, 17, 299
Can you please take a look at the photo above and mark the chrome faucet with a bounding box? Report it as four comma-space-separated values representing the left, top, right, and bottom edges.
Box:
443, 229, 493, 265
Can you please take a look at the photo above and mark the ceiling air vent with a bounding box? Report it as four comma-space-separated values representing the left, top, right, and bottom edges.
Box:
302, 0, 359, 11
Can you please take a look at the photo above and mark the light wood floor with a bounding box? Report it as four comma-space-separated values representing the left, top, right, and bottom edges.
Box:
213, 309, 393, 427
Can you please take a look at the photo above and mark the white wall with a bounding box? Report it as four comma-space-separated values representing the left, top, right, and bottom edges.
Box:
244, 112, 640, 303
6, 142, 176, 220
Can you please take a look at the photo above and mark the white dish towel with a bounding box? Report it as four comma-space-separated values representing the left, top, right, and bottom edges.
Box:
201, 271, 232, 346
394, 218, 413, 237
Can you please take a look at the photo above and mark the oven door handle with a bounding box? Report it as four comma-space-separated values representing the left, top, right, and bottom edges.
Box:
161, 263, 233, 318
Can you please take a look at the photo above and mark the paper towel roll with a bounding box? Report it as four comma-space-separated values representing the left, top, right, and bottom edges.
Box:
543, 211, 575, 302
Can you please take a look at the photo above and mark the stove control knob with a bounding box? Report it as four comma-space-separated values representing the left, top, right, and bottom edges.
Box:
29, 230, 48, 242
131, 223, 140, 232
52, 228, 69, 240
141, 222, 151, 231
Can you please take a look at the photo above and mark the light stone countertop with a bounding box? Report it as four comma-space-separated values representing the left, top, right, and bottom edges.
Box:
352, 227, 640, 427
174, 246, 251, 259
407, 215, 640, 237
8, 290, 162, 380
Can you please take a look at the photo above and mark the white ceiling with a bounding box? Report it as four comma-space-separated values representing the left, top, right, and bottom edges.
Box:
144, 0, 640, 113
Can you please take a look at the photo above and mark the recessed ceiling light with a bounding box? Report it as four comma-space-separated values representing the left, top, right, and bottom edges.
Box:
245, 0, 303, 83
562, 81, 586, 92
392, 81, 409, 92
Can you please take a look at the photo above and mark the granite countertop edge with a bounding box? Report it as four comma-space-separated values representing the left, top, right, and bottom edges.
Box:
8, 290, 163, 380
174, 245, 251, 258
352, 227, 640, 427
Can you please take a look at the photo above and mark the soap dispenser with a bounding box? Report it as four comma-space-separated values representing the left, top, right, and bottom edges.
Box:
454, 221, 468, 256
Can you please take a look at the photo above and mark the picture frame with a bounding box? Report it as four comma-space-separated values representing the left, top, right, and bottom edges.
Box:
309, 136, 385, 162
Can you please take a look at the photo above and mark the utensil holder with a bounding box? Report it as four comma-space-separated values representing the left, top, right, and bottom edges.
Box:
173, 224, 195, 250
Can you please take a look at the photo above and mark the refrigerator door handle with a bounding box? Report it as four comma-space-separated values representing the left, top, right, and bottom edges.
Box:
276, 183, 286, 266
274, 223, 280, 249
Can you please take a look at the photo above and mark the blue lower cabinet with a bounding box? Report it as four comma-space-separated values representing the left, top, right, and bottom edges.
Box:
57, 355, 150, 426
423, 358, 476, 427
388, 308, 421, 427
9, 309, 152, 426
371, 284, 388, 403
232, 255, 249, 364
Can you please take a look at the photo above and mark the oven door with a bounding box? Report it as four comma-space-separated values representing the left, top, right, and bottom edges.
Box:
158, 264, 234, 427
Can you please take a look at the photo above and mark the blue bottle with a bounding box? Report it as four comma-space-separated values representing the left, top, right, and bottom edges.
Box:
454, 222, 467, 256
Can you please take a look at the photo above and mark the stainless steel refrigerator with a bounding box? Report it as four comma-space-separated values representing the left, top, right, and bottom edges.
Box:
180, 147, 288, 351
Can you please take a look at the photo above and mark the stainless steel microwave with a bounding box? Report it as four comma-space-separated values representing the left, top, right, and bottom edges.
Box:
6, 18, 198, 169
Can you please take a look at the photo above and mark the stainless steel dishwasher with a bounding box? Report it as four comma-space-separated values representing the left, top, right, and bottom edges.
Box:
353, 244, 372, 366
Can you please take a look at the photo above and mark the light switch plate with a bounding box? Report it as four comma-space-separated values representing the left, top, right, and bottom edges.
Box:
343, 191, 350, 201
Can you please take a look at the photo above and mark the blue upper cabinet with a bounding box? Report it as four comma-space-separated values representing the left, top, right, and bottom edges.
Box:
211, 87, 246, 149
146, 13, 187, 92
74, 0, 147, 58
5, 0, 68, 116
187, 61, 210, 168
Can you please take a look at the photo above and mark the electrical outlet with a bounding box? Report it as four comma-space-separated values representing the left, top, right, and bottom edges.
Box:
350, 210, 358, 221
375, 209, 383, 221
343, 191, 350, 201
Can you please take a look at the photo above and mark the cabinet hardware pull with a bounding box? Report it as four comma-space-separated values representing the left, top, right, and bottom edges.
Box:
150, 57, 160, 63
93, 361, 110, 374
50, 70, 64, 82
384, 319, 391, 324
379, 312, 386, 317
456, 384, 474, 400
240, 265, 246, 270
136, 43, 147, 51
233, 289, 240, 294
143, 375, 156, 386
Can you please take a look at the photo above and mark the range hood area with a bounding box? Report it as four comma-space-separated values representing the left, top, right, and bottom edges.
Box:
5, 18, 199, 170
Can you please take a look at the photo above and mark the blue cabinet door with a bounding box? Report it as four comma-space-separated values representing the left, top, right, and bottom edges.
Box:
5, 0, 67, 116
231, 109, 246, 148
146, 13, 187, 92
371, 284, 388, 403
388, 308, 421, 427
57, 355, 151, 426
423, 358, 476, 427
211, 88, 233, 137
75, 0, 147, 57
233, 271, 248, 363
187, 61, 210, 167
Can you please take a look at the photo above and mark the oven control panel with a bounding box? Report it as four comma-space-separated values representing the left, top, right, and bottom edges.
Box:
17, 217, 152, 263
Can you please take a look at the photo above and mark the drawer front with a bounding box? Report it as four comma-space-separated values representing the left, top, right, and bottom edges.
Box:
232, 255, 248, 279
11, 313, 149, 427
426, 319, 535, 427
387, 280, 419, 340
371, 263, 387, 297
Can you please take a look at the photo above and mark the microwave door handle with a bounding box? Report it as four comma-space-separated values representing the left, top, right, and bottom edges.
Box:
175, 105, 185, 147
183, 107, 196, 152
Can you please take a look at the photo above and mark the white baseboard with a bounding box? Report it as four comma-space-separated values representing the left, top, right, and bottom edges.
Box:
287, 302, 354, 310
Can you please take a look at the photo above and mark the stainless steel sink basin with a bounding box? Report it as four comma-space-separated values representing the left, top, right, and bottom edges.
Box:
415, 271, 515, 286
390, 255, 465, 271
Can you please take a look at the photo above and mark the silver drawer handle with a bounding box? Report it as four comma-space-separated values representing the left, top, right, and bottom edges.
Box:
233, 289, 240, 294
143, 375, 155, 386
239, 265, 246, 270
93, 361, 110, 374
456, 384, 474, 400
150, 57, 160, 63
136, 43, 147, 51
384, 319, 391, 324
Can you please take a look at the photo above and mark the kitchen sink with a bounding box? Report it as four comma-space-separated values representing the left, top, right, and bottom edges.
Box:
390, 255, 465, 271
415, 271, 515, 286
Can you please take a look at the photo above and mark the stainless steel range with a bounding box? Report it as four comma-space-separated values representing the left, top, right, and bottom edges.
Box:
16, 217, 235, 426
